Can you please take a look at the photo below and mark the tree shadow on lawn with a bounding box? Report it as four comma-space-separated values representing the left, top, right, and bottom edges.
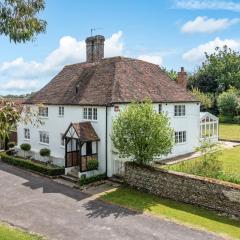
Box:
0, 162, 89, 201
99, 187, 240, 230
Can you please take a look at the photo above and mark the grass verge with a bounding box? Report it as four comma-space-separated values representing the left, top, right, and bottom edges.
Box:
100, 187, 240, 240
219, 124, 240, 141
0, 222, 45, 240
164, 146, 240, 184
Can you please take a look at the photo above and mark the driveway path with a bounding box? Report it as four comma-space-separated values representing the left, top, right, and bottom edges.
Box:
0, 163, 223, 240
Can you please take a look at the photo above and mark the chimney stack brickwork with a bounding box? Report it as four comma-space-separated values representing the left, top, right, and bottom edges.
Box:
86, 35, 105, 63
177, 67, 187, 88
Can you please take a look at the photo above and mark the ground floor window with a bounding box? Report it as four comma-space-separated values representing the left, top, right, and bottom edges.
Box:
39, 131, 49, 144
175, 131, 186, 144
24, 128, 30, 140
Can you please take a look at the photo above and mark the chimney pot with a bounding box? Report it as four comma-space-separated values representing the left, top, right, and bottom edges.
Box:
85, 35, 105, 63
177, 67, 187, 88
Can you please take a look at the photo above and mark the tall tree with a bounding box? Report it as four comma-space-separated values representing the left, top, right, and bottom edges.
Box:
0, 0, 46, 43
188, 46, 240, 94
112, 100, 174, 165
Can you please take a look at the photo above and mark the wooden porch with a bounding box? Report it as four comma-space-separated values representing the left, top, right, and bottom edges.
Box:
63, 122, 100, 172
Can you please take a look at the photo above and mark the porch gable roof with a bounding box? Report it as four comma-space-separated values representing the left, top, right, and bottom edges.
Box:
63, 121, 100, 142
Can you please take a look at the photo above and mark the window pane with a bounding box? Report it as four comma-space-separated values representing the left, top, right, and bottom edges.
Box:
159, 104, 162, 113
83, 108, 87, 119
93, 108, 97, 120
88, 108, 92, 120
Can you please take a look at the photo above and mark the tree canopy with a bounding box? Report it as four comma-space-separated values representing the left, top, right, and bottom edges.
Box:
0, 0, 46, 43
188, 46, 240, 94
112, 100, 174, 165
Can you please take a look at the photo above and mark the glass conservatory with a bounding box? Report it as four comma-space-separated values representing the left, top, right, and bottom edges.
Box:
200, 112, 219, 142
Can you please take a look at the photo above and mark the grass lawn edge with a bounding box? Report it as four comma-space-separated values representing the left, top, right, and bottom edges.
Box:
99, 187, 239, 240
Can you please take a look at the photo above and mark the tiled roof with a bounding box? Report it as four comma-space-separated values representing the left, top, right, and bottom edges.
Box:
25, 57, 197, 105
72, 122, 99, 142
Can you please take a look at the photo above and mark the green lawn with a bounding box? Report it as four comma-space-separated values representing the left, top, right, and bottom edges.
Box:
100, 187, 240, 240
0, 223, 44, 240
219, 123, 240, 141
165, 146, 240, 184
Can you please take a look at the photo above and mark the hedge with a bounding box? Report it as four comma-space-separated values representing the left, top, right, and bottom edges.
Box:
0, 153, 64, 176
79, 173, 107, 186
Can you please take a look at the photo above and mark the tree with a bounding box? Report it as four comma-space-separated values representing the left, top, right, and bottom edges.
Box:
0, 0, 46, 43
162, 68, 178, 81
112, 100, 174, 165
190, 88, 213, 111
0, 98, 20, 141
40, 148, 51, 164
20, 143, 31, 157
189, 46, 240, 94
217, 87, 239, 117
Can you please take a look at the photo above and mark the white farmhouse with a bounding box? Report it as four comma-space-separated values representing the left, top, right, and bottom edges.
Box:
17, 35, 218, 177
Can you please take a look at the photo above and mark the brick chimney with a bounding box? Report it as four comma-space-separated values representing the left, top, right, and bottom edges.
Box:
177, 67, 187, 88
85, 35, 105, 63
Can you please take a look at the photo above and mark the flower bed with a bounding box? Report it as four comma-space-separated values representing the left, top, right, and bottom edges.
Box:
0, 152, 64, 176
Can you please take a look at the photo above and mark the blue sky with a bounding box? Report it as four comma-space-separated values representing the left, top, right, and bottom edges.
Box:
1, 0, 240, 95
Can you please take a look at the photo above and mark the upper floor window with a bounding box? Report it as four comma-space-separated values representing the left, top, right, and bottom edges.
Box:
83, 107, 97, 120
39, 107, 48, 117
24, 128, 30, 140
175, 131, 186, 144
59, 106, 64, 116
158, 104, 162, 113
39, 131, 49, 144
174, 105, 185, 116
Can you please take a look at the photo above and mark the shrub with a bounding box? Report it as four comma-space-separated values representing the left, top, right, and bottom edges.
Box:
217, 89, 239, 117
87, 158, 98, 171
20, 143, 31, 157
0, 152, 64, 176
40, 148, 51, 157
7, 142, 15, 149
20, 143, 31, 152
79, 173, 107, 186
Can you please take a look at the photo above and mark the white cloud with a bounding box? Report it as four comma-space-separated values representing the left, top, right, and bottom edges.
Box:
175, 0, 240, 12
0, 31, 124, 94
0, 79, 39, 91
182, 37, 240, 62
181, 16, 240, 33
138, 55, 163, 65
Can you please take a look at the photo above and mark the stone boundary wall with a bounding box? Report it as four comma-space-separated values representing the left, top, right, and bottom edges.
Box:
125, 162, 240, 217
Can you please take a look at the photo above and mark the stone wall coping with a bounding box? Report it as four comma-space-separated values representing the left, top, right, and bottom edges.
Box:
125, 161, 240, 190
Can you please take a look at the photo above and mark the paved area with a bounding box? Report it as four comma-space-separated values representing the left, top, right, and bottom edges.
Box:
0, 163, 224, 240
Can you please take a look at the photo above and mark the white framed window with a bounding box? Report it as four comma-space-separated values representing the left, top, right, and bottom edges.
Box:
174, 105, 185, 116
39, 107, 48, 117
59, 106, 64, 116
39, 131, 49, 144
175, 131, 186, 144
83, 107, 97, 120
24, 128, 30, 140
158, 104, 162, 113
60, 133, 65, 146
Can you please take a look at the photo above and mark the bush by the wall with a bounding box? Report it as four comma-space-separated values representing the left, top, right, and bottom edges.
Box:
79, 173, 107, 186
7, 142, 15, 148
0, 152, 64, 176
40, 148, 51, 157
20, 143, 31, 152
87, 158, 98, 171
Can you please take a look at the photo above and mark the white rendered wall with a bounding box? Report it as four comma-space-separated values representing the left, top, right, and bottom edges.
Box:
17, 105, 107, 174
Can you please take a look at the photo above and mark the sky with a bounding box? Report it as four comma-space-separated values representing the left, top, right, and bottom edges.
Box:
1, 0, 240, 95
